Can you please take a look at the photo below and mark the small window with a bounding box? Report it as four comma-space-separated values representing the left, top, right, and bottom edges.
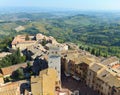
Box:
55, 81, 58, 85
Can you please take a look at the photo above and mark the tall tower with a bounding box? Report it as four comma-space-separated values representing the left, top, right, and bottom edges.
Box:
48, 46, 61, 81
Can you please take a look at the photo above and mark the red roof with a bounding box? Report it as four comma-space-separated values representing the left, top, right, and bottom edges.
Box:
1, 63, 27, 76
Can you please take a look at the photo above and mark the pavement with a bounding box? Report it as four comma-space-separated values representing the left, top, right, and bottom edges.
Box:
61, 72, 99, 95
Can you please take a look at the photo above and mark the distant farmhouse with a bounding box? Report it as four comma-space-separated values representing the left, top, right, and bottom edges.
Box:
15, 26, 25, 32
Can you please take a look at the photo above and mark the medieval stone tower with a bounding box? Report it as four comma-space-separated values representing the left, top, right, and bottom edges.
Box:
48, 46, 61, 81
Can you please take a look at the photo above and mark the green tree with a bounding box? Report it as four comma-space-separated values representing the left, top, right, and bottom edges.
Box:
42, 39, 47, 46
12, 67, 24, 79
0, 49, 26, 68
95, 49, 100, 56
25, 34, 30, 41
91, 48, 95, 55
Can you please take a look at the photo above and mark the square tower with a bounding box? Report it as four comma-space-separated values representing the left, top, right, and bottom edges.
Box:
48, 46, 61, 81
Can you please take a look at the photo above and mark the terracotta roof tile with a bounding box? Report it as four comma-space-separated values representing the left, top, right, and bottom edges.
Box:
1, 63, 28, 76
11, 35, 36, 45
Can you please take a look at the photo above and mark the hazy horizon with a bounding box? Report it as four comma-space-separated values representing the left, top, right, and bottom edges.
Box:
0, 0, 120, 11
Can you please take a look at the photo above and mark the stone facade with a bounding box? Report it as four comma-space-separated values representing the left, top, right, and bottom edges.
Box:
11, 35, 36, 50
48, 46, 61, 81
31, 68, 60, 95
61, 50, 120, 95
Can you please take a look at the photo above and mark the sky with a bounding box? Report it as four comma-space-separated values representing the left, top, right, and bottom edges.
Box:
0, 0, 120, 11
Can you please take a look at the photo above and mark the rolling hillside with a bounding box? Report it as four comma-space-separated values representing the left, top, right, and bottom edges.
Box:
1, 12, 120, 57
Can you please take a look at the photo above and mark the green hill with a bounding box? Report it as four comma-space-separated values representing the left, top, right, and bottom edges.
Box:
1, 12, 120, 57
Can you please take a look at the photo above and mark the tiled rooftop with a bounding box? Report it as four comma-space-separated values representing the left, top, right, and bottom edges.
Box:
1, 62, 33, 76
101, 56, 119, 66
97, 69, 120, 87
112, 64, 120, 70
90, 63, 103, 72
11, 35, 36, 45
0, 80, 27, 95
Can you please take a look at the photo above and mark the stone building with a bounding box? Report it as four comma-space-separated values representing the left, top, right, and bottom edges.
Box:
0, 80, 28, 95
48, 46, 61, 81
86, 61, 120, 95
61, 50, 96, 81
31, 68, 60, 95
61, 50, 120, 95
0, 62, 31, 77
36, 33, 58, 45
86, 63, 104, 89
11, 35, 36, 50
0, 73, 4, 86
